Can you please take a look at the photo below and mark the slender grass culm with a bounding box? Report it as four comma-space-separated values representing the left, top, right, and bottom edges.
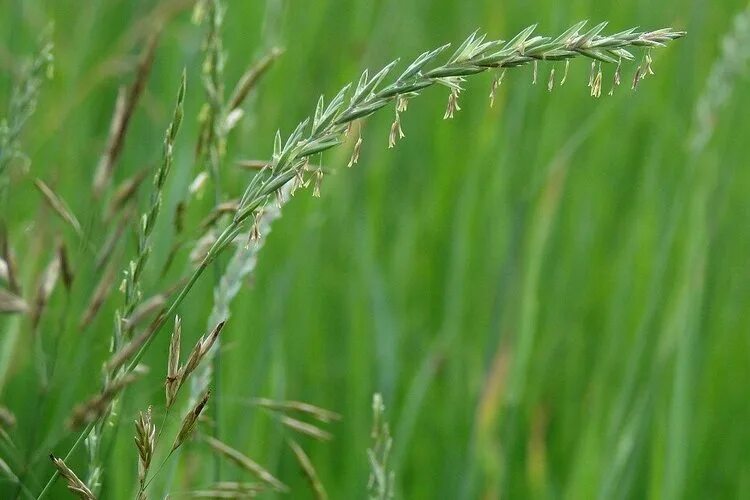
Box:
0, 11, 686, 498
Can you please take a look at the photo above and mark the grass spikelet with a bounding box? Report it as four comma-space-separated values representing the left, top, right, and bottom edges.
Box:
178, 481, 265, 498
95, 214, 128, 271
227, 47, 284, 113
172, 390, 210, 452
0, 225, 20, 293
250, 398, 342, 423
57, 240, 74, 291
180, 320, 225, 387
33, 179, 83, 236
134, 406, 155, 495
67, 365, 149, 429
106, 167, 149, 219
288, 438, 328, 500
0, 406, 16, 428
93, 30, 161, 196
166, 315, 182, 407
280, 415, 333, 441
79, 262, 116, 329
0, 289, 27, 314
30, 252, 60, 329
123, 293, 167, 331
204, 435, 289, 492
49, 454, 96, 500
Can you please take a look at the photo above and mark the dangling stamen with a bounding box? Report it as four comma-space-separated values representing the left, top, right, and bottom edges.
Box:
312, 168, 323, 198
591, 62, 603, 98
547, 67, 555, 92
632, 65, 643, 90
348, 133, 363, 167
489, 69, 506, 108
444, 88, 461, 120
645, 49, 655, 76
609, 58, 622, 96
560, 59, 570, 86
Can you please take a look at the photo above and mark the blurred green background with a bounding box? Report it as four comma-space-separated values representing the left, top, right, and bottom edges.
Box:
2, 0, 749, 498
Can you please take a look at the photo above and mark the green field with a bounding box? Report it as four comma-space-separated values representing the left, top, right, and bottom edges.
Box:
1, 0, 749, 498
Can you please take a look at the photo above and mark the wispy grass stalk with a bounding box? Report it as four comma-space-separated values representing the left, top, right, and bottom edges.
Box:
0, 28, 53, 200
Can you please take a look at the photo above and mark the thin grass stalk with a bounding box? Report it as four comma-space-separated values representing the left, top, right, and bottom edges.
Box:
196, 1, 228, 481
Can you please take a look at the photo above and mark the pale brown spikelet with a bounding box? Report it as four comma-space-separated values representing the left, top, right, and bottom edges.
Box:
49, 454, 96, 500
0, 406, 16, 429
0, 225, 20, 294
57, 240, 74, 291
235, 159, 268, 171
106, 167, 150, 219
181, 482, 266, 498
200, 200, 240, 229
204, 435, 289, 492
67, 365, 148, 429
93, 30, 161, 197
227, 47, 284, 113
288, 439, 328, 500
172, 390, 210, 452
31, 253, 60, 329
190, 230, 218, 266
134, 406, 155, 489
95, 212, 129, 271
280, 416, 332, 441
0, 289, 27, 315
0, 257, 6, 284
80, 262, 117, 329
180, 321, 225, 385
166, 316, 182, 408
124, 293, 166, 330
174, 200, 186, 235
250, 398, 342, 423
34, 179, 83, 236
106, 323, 157, 373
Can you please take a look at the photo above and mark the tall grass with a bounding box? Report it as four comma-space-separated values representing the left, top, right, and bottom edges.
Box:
2, 0, 748, 498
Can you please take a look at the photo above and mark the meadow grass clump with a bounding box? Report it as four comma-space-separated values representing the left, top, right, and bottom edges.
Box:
0, 3, 688, 497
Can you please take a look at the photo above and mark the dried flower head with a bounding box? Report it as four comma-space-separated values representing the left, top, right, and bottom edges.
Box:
134, 406, 155, 488
49, 455, 96, 500
172, 390, 210, 452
